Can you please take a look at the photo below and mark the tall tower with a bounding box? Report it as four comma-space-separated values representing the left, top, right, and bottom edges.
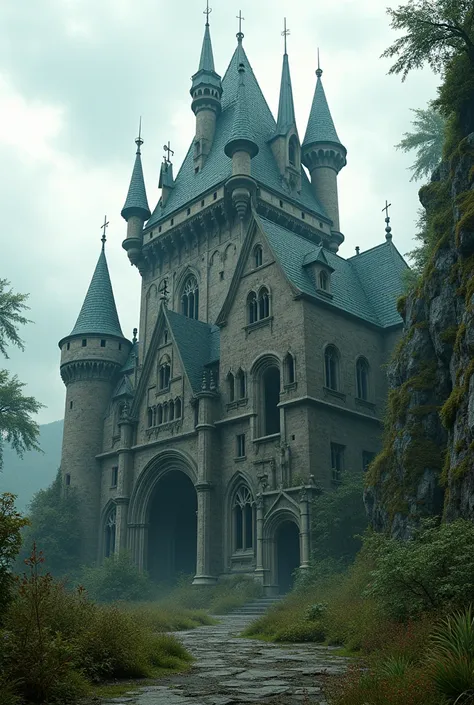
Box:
302, 60, 347, 252
190, 10, 223, 171
58, 229, 131, 563
121, 126, 151, 268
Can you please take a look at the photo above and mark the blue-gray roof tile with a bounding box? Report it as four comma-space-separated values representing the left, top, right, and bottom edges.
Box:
303, 74, 343, 148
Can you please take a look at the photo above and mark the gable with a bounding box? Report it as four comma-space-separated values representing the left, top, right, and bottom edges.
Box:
146, 44, 327, 230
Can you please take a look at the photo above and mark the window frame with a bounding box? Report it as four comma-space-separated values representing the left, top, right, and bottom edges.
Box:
324, 345, 340, 391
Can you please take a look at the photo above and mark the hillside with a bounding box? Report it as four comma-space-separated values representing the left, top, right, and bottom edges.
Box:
1, 419, 63, 512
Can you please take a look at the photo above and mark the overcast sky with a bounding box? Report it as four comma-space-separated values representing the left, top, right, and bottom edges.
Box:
1, 0, 438, 425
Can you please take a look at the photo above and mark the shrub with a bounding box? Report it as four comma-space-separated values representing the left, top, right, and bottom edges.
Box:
364, 519, 474, 620
78, 551, 156, 603
0, 493, 28, 619
122, 602, 214, 632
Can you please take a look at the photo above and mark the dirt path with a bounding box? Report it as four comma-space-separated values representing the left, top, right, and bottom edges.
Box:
103, 614, 349, 705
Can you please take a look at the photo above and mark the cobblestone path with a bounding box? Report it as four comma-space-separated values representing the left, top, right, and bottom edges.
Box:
103, 614, 349, 705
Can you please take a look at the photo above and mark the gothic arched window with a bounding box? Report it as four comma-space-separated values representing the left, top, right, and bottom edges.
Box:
227, 372, 235, 402
147, 408, 153, 428
175, 397, 182, 418
324, 345, 340, 391
247, 292, 258, 324
356, 357, 370, 401
258, 287, 270, 320
254, 245, 263, 268
157, 405, 163, 425
263, 365, 281, 435
105, 507, 116, 558
284, 353, 295, 385
181, 275, 199, 320
236, 369, 246, 399
159, 357, 171, 390
233, 486, 254, 551
289, 135, 298, 166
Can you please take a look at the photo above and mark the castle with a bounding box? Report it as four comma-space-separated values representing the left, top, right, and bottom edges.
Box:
58, 14, 407, 593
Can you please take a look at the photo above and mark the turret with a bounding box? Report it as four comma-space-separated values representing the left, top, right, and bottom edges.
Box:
302, 61, 347, 253
269, 20, 301, 192
224, 60, 259, 220
121, 125, 151, 267
58, 230, 132, 563
190, 11, 222, 172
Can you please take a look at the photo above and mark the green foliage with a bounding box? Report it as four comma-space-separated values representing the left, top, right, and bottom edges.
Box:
0, 279, 31, 358
396, 106, 445, 181
310, 472, 368, 570
79, 551, 156, 603
2, 546, 192, 704
427, 607, 474, 703
156, 573, 263, 615
18, 469, 81, 576
0, 493, 28, 620
381, 0, 474, 80
0, 369, 43, 471
365, 519, 474, 620
123, 602, 215, 632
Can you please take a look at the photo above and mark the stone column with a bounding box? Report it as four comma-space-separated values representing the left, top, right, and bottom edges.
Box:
116, 411, 134, 552
193, 376, 218, 585
299, 488, 311, 570
254, 494, 265, 584
128, 523, 148, 571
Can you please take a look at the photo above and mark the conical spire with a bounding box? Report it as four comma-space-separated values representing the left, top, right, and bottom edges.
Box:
225, 63, 259, 158
121, 125, 151, 222
303, 66, 343, 148
275, 53, 297, 136
70, 242, 124, 338
198, 20, 215, 72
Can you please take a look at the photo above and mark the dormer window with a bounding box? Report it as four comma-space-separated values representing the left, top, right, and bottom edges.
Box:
319, 271, 329, 291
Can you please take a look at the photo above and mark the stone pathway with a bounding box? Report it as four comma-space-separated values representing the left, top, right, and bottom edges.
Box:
103, 614, 349, 705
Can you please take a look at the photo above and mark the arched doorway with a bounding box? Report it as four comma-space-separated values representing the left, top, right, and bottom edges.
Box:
147, 470, 197, 583
276, 520, 300, 593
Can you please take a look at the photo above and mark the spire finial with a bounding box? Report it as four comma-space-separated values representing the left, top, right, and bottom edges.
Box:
132, 328, 138, 344
316, 48, 322, 78
203, 0, 212, 26
236, 10, 245, 42
382, 200, 393, 240
282, 18, 290, 55
100, 215, 109, 250
135, 117, 143, 154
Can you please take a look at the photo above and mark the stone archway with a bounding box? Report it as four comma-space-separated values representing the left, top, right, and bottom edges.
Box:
147, 470, 197, 583
275, 520, 300, 594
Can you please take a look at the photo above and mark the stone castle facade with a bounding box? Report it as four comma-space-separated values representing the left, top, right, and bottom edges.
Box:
59, 18, 407, 593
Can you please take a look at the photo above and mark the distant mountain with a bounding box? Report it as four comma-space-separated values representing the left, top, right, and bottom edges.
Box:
1, 420, 63, 512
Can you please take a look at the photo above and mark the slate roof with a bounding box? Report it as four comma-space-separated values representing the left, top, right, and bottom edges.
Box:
258, 216, 406, 328
198, 22, 215, 73
69, 248, 125, 338
275, 53, 297, 137
303, 74, 343, 148
121, 341, 139, 373
165, 309, 220, 394
225, 64, 258, 157
147, 42, 327, 229
121, 148, 151, 221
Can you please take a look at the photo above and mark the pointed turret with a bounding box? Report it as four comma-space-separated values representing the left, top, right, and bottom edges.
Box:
224, 62, 259, 221
190, 12, 222, 171
270, 21, 301, 191
122, 127, 150, 268
58, 232, 131, 563
302, 61, 347, 252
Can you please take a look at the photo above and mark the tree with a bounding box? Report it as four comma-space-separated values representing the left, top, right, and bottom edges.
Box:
381, 0, 474, 80
396, 106, 445, 181
0, 279, 43, 469
0, 492, 29, 618
17, 470, 81, 576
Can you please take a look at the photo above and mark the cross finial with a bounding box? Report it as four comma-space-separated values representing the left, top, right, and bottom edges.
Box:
163, 141, 174, 164
203, 0, 212, 25
236, 10, 245, 41
159, 279, 170, 305
316, 48, 322, 78
101, 215, 109, 250
282, 18, 290, 55
382, 200, 393, 240
135, 116, 143, 154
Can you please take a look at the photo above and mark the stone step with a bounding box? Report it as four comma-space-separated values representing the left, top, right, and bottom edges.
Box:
231, 595, 285, 616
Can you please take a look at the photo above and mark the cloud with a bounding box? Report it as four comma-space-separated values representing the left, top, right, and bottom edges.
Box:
0, 0, 439, 423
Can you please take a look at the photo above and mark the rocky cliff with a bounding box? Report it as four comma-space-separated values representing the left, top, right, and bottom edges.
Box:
364, 134, 474, 536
